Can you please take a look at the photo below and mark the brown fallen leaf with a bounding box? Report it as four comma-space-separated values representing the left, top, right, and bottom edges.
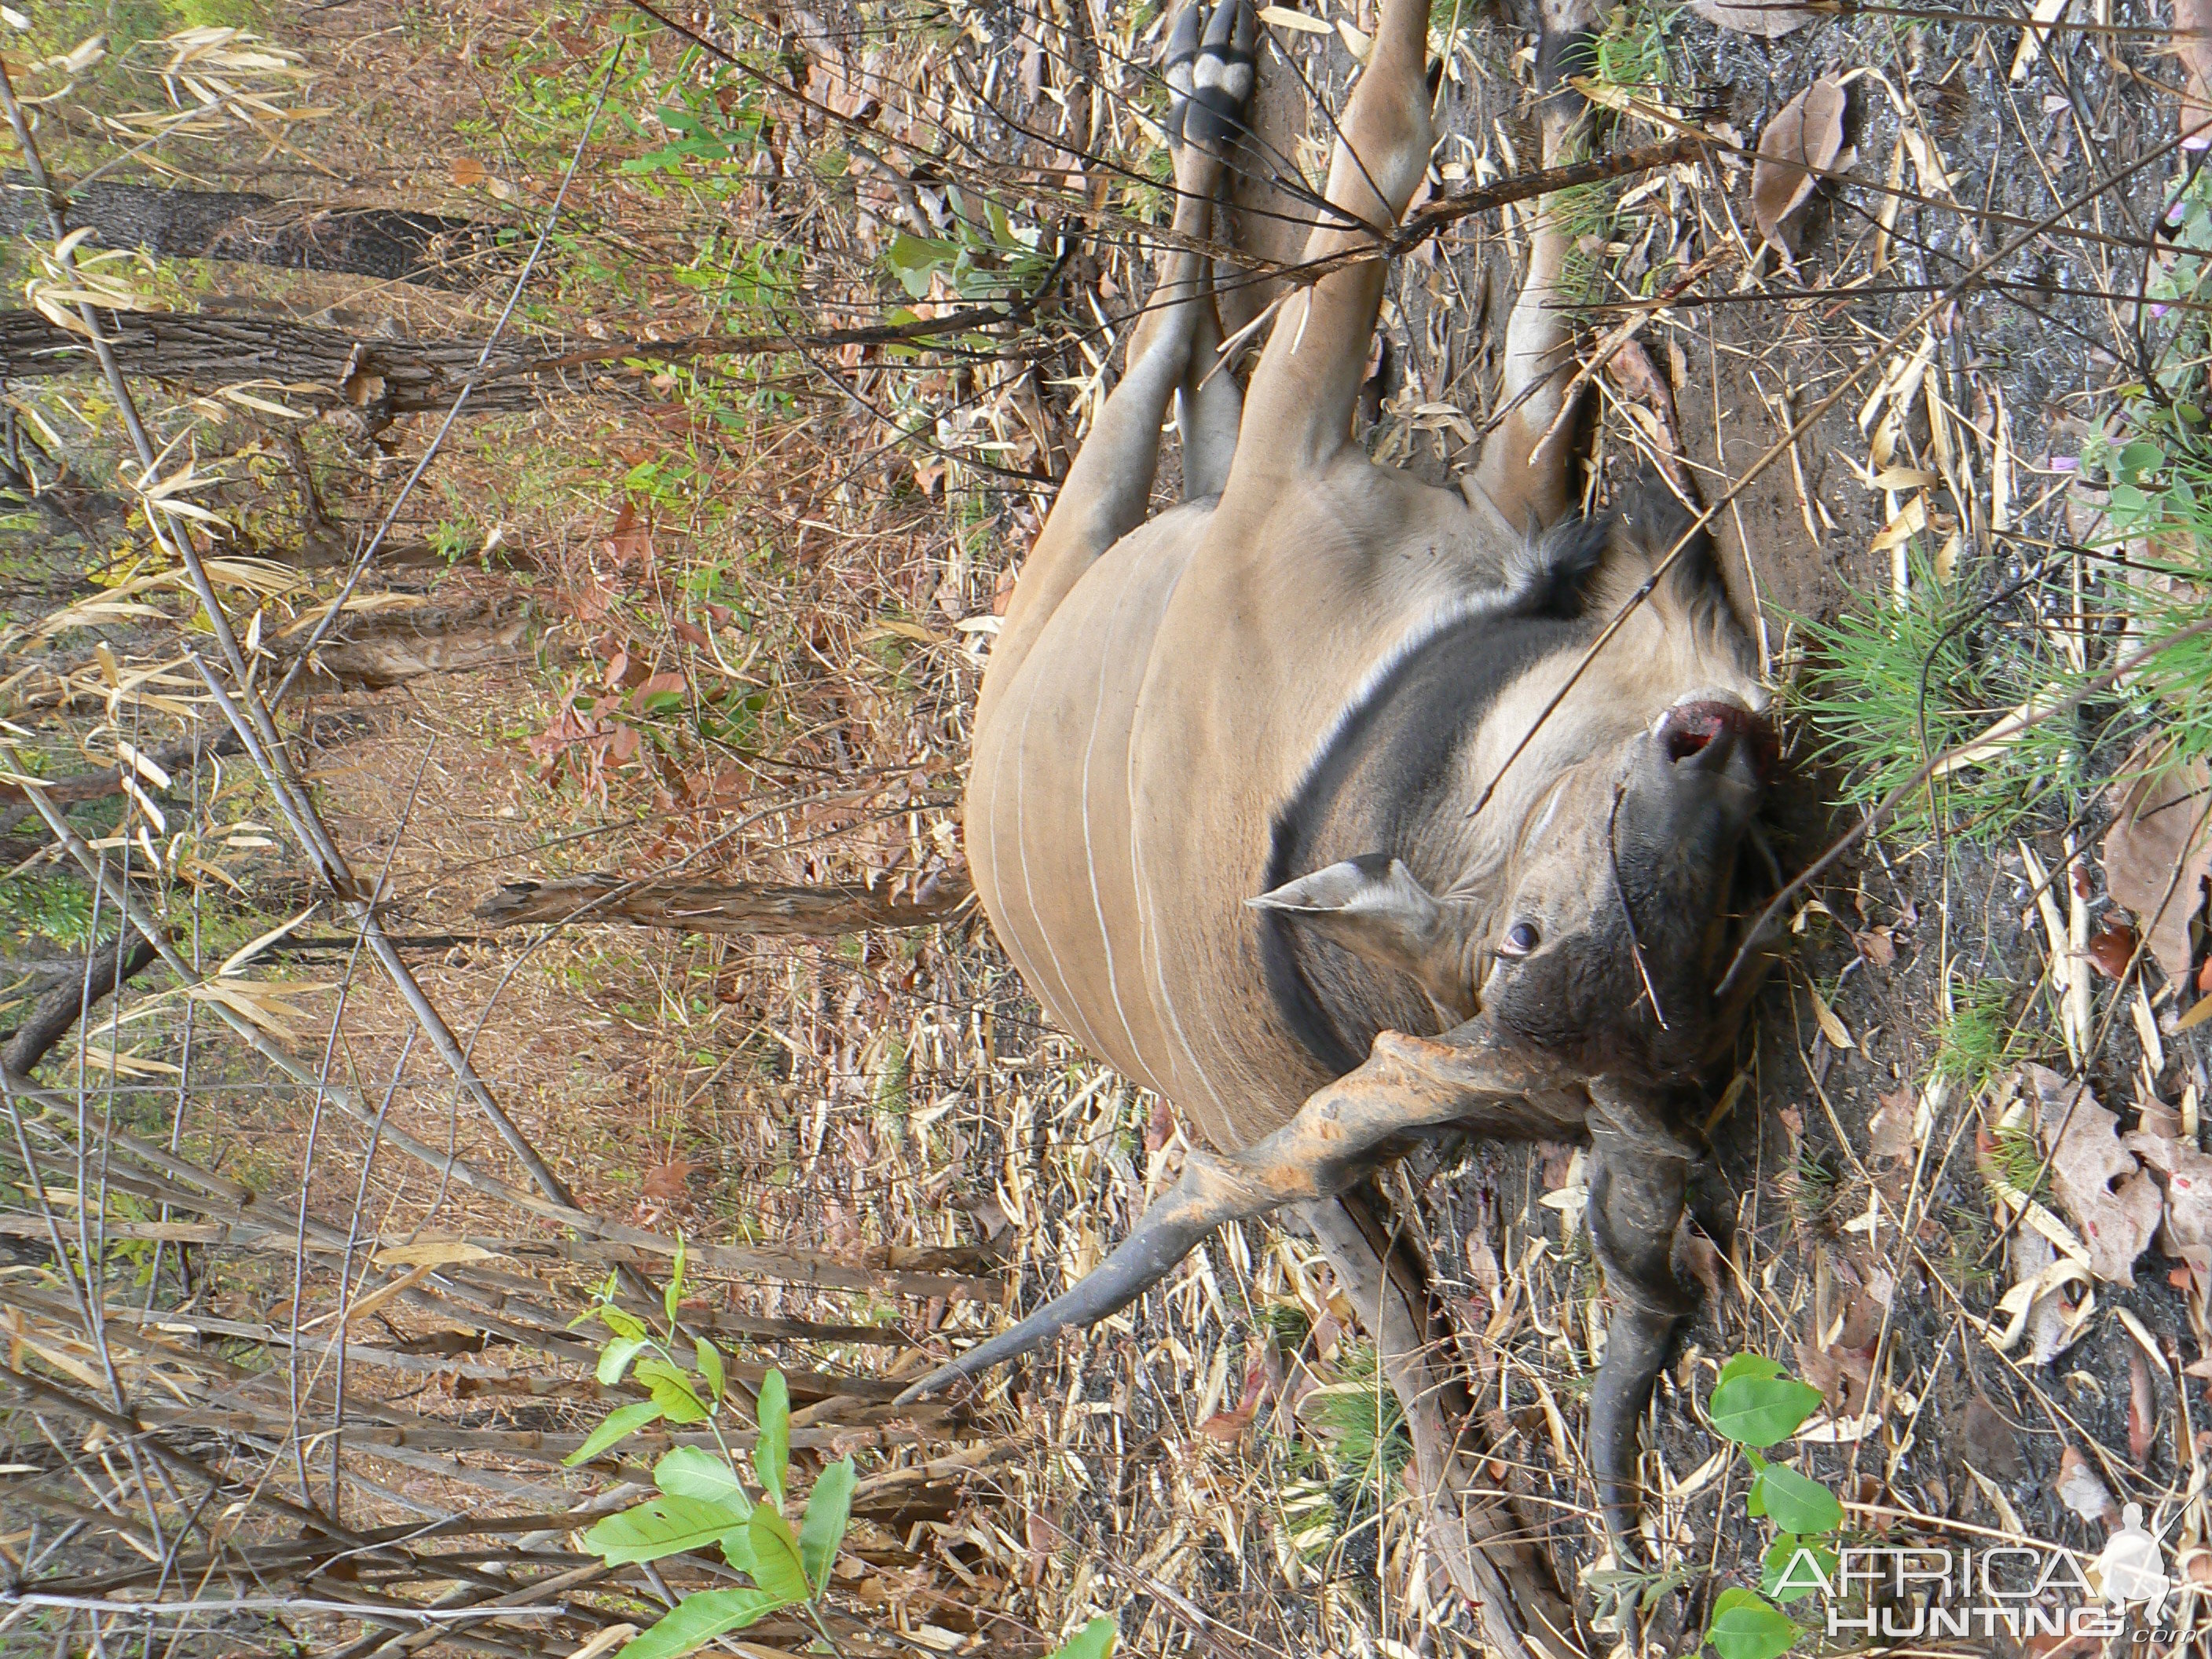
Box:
2182, 1546, 2212, 1592
2010, 1225, 2075, 1366
1796, 1338, 1877, 1415
1752, 78, 1850, 251
2139, 1096, 2185, 1141
1691, 0, 1815, 35
1853, 925, 1896, 966
2027, 1064, 2163, 1286
2056, 1444, 2118, 1525
2124, 1122, 2212, 1292
1961, 1393, 2024, 1480
1868, 1087, 1917, 1160
2129, 1347, 2158, 1463
638, 1159, 701, 1204
2102, 738, 2212, 988
2085, 920, 2139, 980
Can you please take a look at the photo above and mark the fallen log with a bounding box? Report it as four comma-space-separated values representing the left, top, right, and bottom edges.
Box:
472, 872, 972, 936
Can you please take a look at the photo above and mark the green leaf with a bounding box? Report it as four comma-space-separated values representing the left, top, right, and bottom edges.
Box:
599, 1303, 649, 1341
617, 1588, 787, 1659
654, 1446, 750, 1509
582, 1494, 751, 1566
694, 1337, 725, 1403
799, 1457, 855, 1594
665, 1240, 687, 1324
1704, 1588, 1801, 1659
637, 1359, 711, 1425
1708, 1372, 1824, 1448
721, 1525, 757, 1575
562, 1398, 664, 1467
748, 1502, 809, 1602
1044, 1617, 1118, 1659
1716, 1353, 1785, 1388
596, 1336, 648, 1386
754, 1370, 789, 1507
2120, 440, 2167, 478
1762, 1534, 1839, 1603
1752, 1463, 1845, 1535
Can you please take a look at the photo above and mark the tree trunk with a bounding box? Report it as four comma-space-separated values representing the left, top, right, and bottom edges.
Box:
10, 598, 572, 716
0, 309, 612, 438
472, 872, 973, 936
0, 935, 160, 1079
0, 177, 508, 287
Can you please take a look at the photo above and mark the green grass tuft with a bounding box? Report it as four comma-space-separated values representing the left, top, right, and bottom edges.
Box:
1932, 977, 2016, 1090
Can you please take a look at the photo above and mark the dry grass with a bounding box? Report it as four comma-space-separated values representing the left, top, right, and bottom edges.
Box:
7, 0, 2212, 1655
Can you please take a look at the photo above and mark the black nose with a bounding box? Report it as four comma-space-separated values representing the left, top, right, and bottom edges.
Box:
1657, 701, 1773, 782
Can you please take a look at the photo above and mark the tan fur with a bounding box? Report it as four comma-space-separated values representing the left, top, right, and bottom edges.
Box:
970, 0, 1761, 1156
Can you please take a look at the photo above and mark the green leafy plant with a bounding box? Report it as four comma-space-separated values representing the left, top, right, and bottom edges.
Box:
1700, 1354, 1842, 1659
883, 189, 1049, 302
565, 1249, 1119, 1659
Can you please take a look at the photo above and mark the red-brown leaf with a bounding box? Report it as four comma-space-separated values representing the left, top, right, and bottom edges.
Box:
1852, 927, 1896, 967
1752, 79, 1849, 249
639, 1160, 700, 1203
2129, 1347, 2157, 1463
2086, 921, 2140, 980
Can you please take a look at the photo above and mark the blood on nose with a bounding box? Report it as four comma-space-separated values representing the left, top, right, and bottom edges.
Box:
1658, 701, 1773, 778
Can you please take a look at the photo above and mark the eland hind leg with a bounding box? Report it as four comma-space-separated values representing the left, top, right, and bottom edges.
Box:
983, 0, 1253, 717
1218, 0, 1437, 489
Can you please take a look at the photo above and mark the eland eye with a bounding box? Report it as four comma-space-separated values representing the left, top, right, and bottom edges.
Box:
1500, 921, 1540, 958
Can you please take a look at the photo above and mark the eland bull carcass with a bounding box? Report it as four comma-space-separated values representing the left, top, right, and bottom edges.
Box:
903, 0, 1774, 1643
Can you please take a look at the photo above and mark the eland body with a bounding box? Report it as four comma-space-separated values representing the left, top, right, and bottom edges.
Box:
915, 2, 1774, 1645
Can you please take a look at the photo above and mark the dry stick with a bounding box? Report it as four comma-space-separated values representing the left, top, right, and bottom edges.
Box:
470, 872, 973, 935
505, 138, 1705, 386
0, 1363, 357, 1544
1469, 109, 2209, 827
6, 782, 987, 1301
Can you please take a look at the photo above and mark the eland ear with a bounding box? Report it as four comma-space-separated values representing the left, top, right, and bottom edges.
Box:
1249, 855, 1472, 1014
